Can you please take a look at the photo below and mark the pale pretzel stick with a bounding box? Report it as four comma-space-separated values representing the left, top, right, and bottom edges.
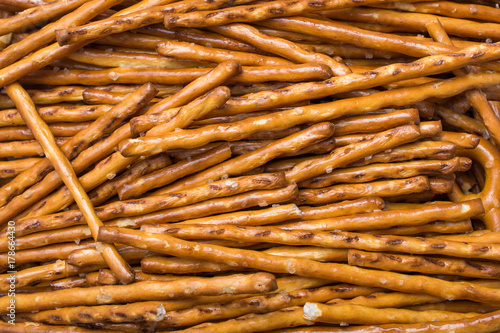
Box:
0, 104, 113, 126
85, 153, 172, 206
156, 40, 293, 66
303, 303, 478, 326
140, 220, 500, 262
0, 272, 277, 313
54, 0, 256, 46
296, 176, 430, 205
349, 249, 500, 280
11, 185, 298, 240
0, 158, 41, 178
67, 47, 210, 69
263, 246, 348, 262
21, 63, 333, 86
101, 226, 500, 304
0, 0, 93, 36
0, 0, 124, 70
117, 144, 230, 200
436, 104, 486, 135
0, 83, 155, 216
21, 86, 232, 218
142, 256, 243, 274
0, 123, 92, 141
366, 219, 474, 236
300, 158, 461, 189
149, 123, 335, 195
209, 23, 351, 75
50, 276, 88, 290
283, 199, 483, 232
175, 204, 302, 226
5, 82, 134, 284
300, 197, 385, 220
0, 137, 70, 158
0, 321, 118, 333
0, 86, 86, 110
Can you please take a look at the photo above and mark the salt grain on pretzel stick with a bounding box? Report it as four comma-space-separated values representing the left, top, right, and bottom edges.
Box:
98, 227, 500, 303
0, 272, 277, 313
0, 82, 156, 213
5, 82, 134, 284
348, 250, 500, 280
210, 23, 351, 76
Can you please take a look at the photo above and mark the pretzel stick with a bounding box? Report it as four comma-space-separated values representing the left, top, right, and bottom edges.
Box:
142, 256, 242, 274
209, 23, 351, 75
303, 303, 478, 326
50, 276, 88, 290
436, 105, 486, 135
54, 0, 256, 46
83, 89, 145, 105
0, 158, 41, 178
296, 176, 431, 205
0, 321, 118, 333
97, 268, 184, 285
0, 86, 86, 110
86, 153, 172, 206
22, 86, 231, 218
117, 144, 229, 199
5, 82, 134, 284
150, 123, 335, 195
348, 249, 500, 280
0, 123, 91, 141
300, 158, 461, 189
0, 83, 155, 218
67, 245, 154, 268
21, 63, 332, 86
284, 200, 482, 231
67, 47, 209, 69
300, 197, 385, 220
0, 138, 70, 158
0, 272, 277, 312
98, 227, 500, 303
156, 40, 293, 66
366, 219, 474, 236
263, 246, 348, 262
0, 104, 113, 126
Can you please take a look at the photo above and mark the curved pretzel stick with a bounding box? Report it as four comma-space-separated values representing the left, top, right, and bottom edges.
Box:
0, 272, 277, 313
349, 249, 500, 280
5, 82, 134, 284
209, 23, 351, 75
98, 227, 500, 303
296, 176, 430, 205
300, 197, 385, 220
300, 158, 460, 188
303, 303, 478, 326
156, 40, 293, 66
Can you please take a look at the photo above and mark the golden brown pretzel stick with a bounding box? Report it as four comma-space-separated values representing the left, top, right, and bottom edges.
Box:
303, 303, 478, 326
349, 249, 500, 280
300, 197, 385, 220
0, 83, 155, 218
99, 226, 500, 303
175, 204, 301, 226
67, 245, 154, 268
54, 0, 256, 45
0, 0, 123, 69
5, 82, 134, 284
97, 268, 184, 285
210, 23, 351, 75
328, 291, 442, 309
406, 301, 500, 315
325, 7, 500, 39
150, 123, 335, 195
118, 144, 230, 200
22, 86, 232, 218
0, 137, 69, 157
438, 131, 480, 150
67, 47, 209, 69
263, 246, 348, 262
0, 272, 277, 313
0, 104, 112, 126
283, 200, 483, 231
300, 158, 461, 188
367, 219, 474, 236
295, 176, 430, 205
436, 104, 486, 135
0, 158, 41, 178
0, 86, 86, 110
156, 40, 293, 66
0, 321, 118, 333
83, 89, 144, 105
50, 276, 88, 290
142, 256, 242, 274
21, 63, 332, 86
230, 137, 336, 158
86, 153, 172, 206
0, 0, 92, 36
0, 123, 91, 141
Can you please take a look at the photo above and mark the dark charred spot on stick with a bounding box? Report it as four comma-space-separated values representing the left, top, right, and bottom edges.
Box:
187, 7, 197, 12
142, 18, 154, 25
299, 232, 314, 239
423, 257, 445, 267
386, 255, 402, 262
345, 236, 359, 243
209, 185, 221, 191
209, 229, 225, 234
353, 172, 365, 179
254, 178, 272, 185
26, 221, 41, 230
3, 169, 14, 174
227, 13, 243, 19
449, 53, 465, 57
169, 193, 186, 198
102, 28, 112, 34
431, 244, 447, 249
308, 1, 325, 7
255, 230, 271, 236
433, 59, 445, 66
50, 315, 62, 322
168, 16, 179, 24
392, 68, 402, 75
114, 313, 127, 318
364, 71, 378, 78
280, 308, 295, 313
476, 246, 491, 252
472, 51, 485, 59
269, 8, 284, 14
248, 299, 262, 306
206, 12, 218, 18
79, 313, 92, 318
198, 308, 214, 313
248, 6, 256, 11
149, 310, 157, 315
465, 261, 486, 270
58, 89, 72, 96
387, 239, 403, 245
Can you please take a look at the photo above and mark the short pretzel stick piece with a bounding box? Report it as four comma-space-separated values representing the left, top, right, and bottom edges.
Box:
98, 227, 500, 303
303, 303, 478, 326
5, 82, 134, 284
210, 23, 351, 76
348, 249, 500, 280
0, 272, 277, 313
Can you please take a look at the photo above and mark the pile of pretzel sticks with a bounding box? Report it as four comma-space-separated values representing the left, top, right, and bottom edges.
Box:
3, 0, 500, 332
